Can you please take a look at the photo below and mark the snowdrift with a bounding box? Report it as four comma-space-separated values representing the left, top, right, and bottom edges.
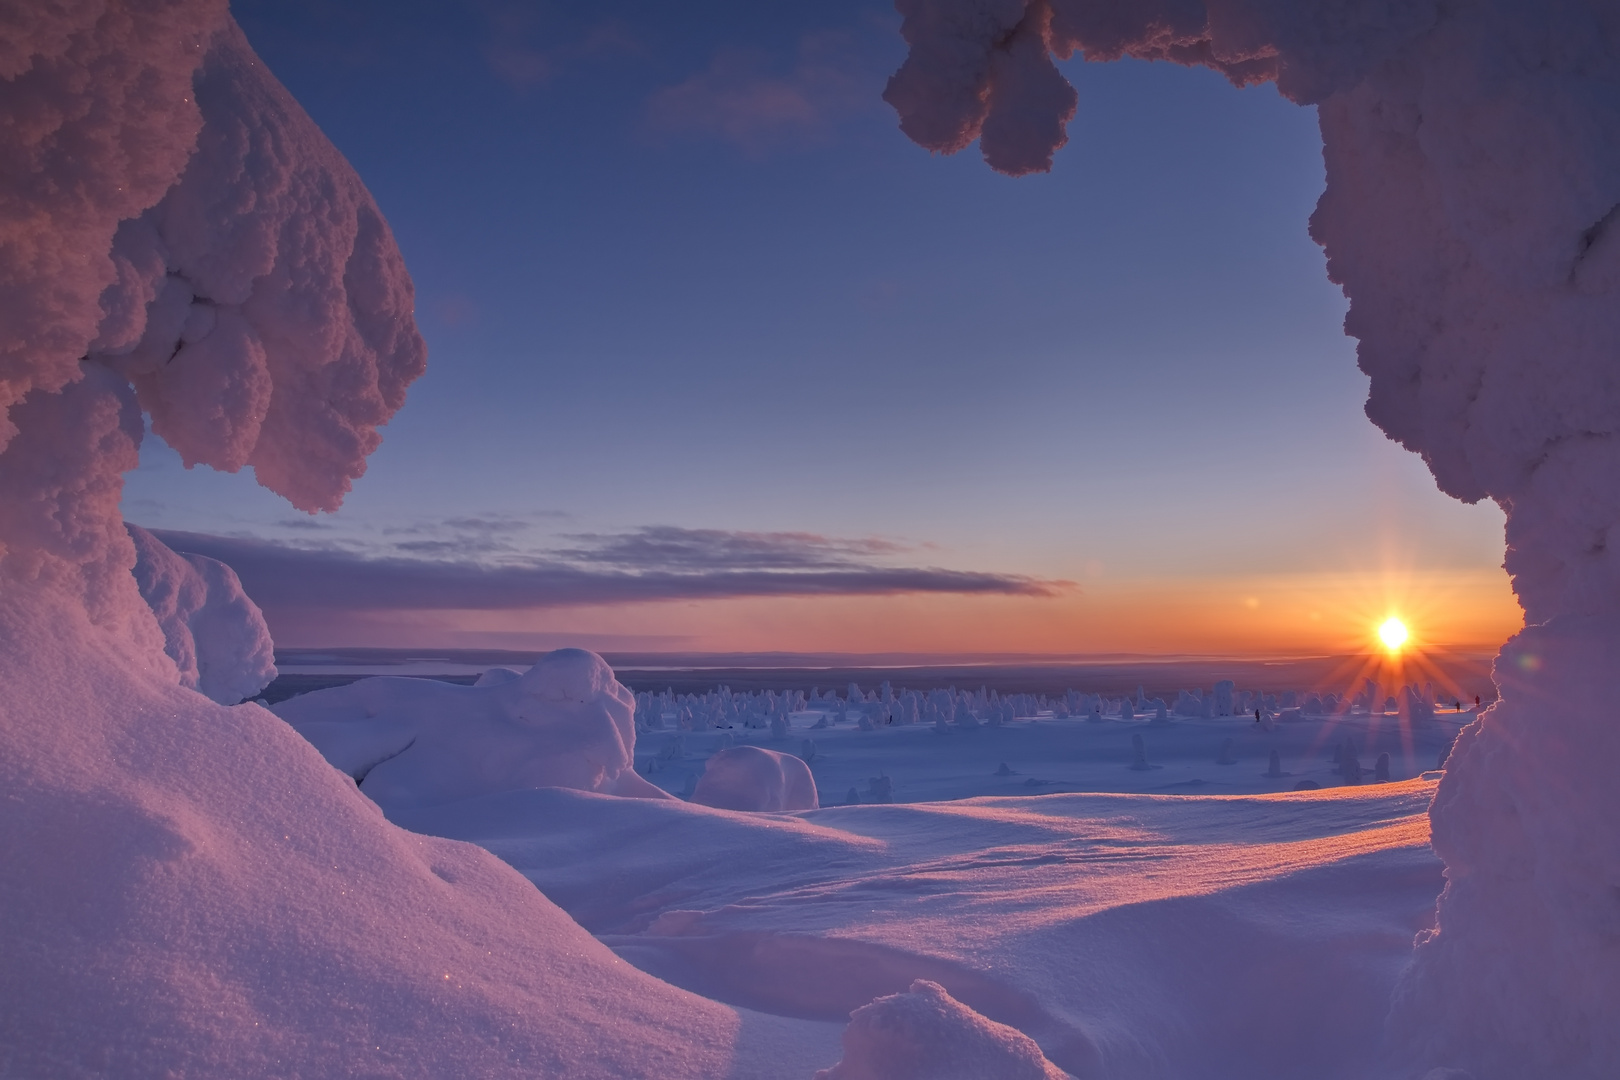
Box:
691, 745, 821, 812
0, 589, 806, 1079
128, 523, 277, 704
276, 648, 673, 810
0, 6, 804, 1076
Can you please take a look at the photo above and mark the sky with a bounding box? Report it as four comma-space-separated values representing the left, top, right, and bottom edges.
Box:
120, 0, 1521, 658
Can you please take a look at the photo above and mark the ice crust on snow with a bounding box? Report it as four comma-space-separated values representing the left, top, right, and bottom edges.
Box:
127, 523, 275, 704
274, 649, 673, 811
886, 2, 1620, 1074
812, 979, 1067, 1080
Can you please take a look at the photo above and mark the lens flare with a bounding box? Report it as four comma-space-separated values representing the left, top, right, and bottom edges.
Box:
1379, 617, 1409, 651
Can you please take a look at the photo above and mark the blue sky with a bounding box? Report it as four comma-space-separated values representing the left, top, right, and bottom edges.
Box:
121, 0, 1515, 654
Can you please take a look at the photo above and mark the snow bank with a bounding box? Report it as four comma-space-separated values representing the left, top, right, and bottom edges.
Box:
127, 523, 276, 704
813, 979, 1067, 1080
0, 589, 775, 1079
690, 745, 820, 812
886, 2, 1620, 1074
1, 7, 779, 1076
275, 648, 674, 811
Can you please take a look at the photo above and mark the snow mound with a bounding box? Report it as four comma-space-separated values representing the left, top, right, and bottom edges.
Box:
689, 745, 819, 812
127, 524, 275, 704
0, 590, 763, 1080
275, 648, 674, 811
813, 979, 1067, 1080
473, 665, 523, 687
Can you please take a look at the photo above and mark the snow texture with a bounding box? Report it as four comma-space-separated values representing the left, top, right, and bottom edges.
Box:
0, 8, 815, 1078
0, 586, 829, 1079
274, 648, 674, 812
127, 523, 276, 704
408, 766, 1444, 1080
886, 2, 1620, 1074
812, 979, 1067, 1080
691, 745, 821, 812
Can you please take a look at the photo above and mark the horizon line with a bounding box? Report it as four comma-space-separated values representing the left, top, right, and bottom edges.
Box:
274, 645, 1508, 669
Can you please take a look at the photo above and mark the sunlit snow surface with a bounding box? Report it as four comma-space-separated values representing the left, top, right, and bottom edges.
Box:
282, 668, 1451, 1079
428, 783, 1437, 1079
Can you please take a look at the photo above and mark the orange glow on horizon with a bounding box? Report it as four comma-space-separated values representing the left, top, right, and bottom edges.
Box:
271, 566, 1524, 660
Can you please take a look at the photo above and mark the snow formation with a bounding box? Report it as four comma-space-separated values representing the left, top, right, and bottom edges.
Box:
274, 649, 674, 811
812, 979, 1066, 1080
690, 745, 820, 812
128, 523, 276, 704
1, 6, 802, 1077
418, 773, 1443, 1080
886, 1, 1620, 1075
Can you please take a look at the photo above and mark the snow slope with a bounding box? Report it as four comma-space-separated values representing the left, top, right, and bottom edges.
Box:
279, 654, 1447, 1078
0, 592, 839, 1078
395, 749, 1441, 1079
0, 8, 828, 1078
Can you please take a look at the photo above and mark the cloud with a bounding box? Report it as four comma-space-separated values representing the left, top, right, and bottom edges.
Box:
147, 527, 1069, 613
479, 5, 641, 92
645, 31, 881, 152
554, 525, 910, 572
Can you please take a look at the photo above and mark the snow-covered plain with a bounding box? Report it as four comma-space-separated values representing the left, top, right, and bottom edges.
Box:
625, 689, 1464, 804
276, 654, 1453, 1079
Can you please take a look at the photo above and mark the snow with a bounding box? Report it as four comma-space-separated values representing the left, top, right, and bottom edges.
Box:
885, 2, 1620, 1075
623, 680, 1466, 803
128, 523, 277, 704
3, 0, 1609, 1076
3, 8, 797, 1078
0, 588, 827, 1079
690, 745, 821, 812
88, 18, 427, 512
0, 0, 223, 450
812, 979, 1067, 1080
265, 656, 1457, 1076
390, 707, 1444, 1080
275, 648, 674, 811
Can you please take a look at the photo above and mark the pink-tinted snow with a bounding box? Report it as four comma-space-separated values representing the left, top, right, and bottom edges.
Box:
884, 3, 1620, 1075
3, 0, 1612, 1077
0, 6, 807, 1077
128, 523, 277, 704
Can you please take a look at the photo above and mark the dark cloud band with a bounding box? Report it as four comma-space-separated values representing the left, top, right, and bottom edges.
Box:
149, 529, 1069, 612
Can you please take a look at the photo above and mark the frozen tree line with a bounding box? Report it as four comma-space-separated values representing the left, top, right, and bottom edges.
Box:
632, 677, 1461, 736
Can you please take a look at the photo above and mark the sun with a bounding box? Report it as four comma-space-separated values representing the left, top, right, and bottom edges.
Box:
1378, 616, 1409, 652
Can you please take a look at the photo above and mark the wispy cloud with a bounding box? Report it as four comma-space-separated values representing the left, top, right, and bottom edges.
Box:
554, 525, 910, 572
149, 527, 1069, 613
645, 30, 883, 152
479, 4, 641, 92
